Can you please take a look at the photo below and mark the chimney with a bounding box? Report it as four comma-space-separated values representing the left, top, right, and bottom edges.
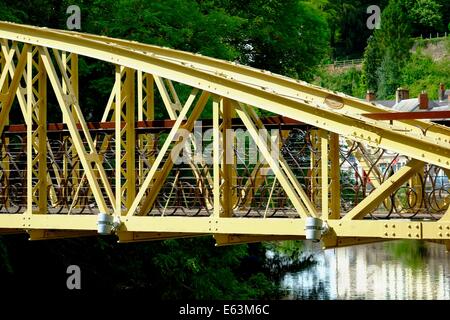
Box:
439, 83, 445, 102
396, 87, 409, 103
419, 91, 429, 110
366, 91, 376, 102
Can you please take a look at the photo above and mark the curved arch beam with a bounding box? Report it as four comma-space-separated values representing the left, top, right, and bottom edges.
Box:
0, 22, 448, 170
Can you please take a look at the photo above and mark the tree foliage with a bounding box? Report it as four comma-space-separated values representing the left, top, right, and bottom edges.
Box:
399, 49, 450, 99
363, 0, 413, 97
317, 0, 388, 59
315, 67, 366, 98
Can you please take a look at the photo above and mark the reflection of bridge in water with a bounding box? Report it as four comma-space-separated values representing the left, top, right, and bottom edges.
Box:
0, 22, 450, 248
282, 242, 450, 300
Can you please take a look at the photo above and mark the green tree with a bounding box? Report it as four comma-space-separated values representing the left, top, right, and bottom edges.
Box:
408, 0, 443, 34
362, 34, 382, 92
399, 50, 450, 99
362, 0, 412, 97
0, 2, 23, 22
218, 0, 330, 80
312, 0, 388, 59
315, 67, 365, 98
376, 50, 404, 98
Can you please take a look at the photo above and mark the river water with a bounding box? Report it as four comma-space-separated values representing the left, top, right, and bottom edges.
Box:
281, 241, 450, 300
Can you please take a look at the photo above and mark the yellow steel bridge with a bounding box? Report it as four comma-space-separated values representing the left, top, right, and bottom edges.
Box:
0, 21, 449, 249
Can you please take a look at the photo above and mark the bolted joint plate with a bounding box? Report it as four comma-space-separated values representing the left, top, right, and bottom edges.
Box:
423, 222, 450, 240
381, 221, 422, 239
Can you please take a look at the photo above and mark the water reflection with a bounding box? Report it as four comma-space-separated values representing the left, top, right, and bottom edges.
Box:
282, 242, 450, 300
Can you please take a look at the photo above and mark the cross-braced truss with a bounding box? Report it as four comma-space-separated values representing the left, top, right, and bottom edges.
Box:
0, 21, 449, 249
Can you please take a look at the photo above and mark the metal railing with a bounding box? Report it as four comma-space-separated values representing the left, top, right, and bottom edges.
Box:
325, 58, 363, 68
416, 32, 449, 41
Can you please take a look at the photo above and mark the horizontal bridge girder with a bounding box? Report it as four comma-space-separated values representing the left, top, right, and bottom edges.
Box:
0, 215, 448, 241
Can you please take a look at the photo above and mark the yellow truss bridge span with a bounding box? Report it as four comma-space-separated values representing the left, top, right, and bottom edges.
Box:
0, 21, 450, 249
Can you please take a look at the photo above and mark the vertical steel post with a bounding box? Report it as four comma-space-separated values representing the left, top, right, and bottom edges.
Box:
26, 46, 47, 214
137, 71, 154, 188
221, 98, 235, 217
320, 130, 329, 219
213, 96, 221, 217
330, 133, 341, 219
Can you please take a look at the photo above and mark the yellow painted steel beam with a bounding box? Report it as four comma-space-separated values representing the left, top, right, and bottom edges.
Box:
0, 42, 10, 210
235, 104, 310, 218
422, 220, 450, 239
310, 130, 320, 205
39, 47, 115, 213
114, 66, 123, 215
1, 41, 60, 206
242, 162, 267, 207
136, 90, 208, 216
1, 24, 448, 170
37, 47, 48, 212
440, 205, 450, 222
0, 213, 448, 241
102, 79, 119, 122
320, 130, 329, 218
221, 98, 236, 217
137, 71, 155, 188
154, 75, 180, 119
25, 45, 35, 214
1, 40, 29, 120
238, 103, 319, 218
213, 95, 221, 217
127, 90, 208, 216
62, 52, 80, 196
114, 66, 136, 213
53, 49, 116, 209
154, 75, 214, 208
329, 133, 340, 219
51, 25, 450, 143
61, 51, 79, 121
343, 159, 424, 220
25, 46, 48, 214
409, 166, 424, 211
121, 217, 310, 235
0, 23, 449, 246
248, 109, 312, 211
71, 75, 122, 210
241, 130, 289, 208
0, 43, 29, 136
137, 72, 154, 122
